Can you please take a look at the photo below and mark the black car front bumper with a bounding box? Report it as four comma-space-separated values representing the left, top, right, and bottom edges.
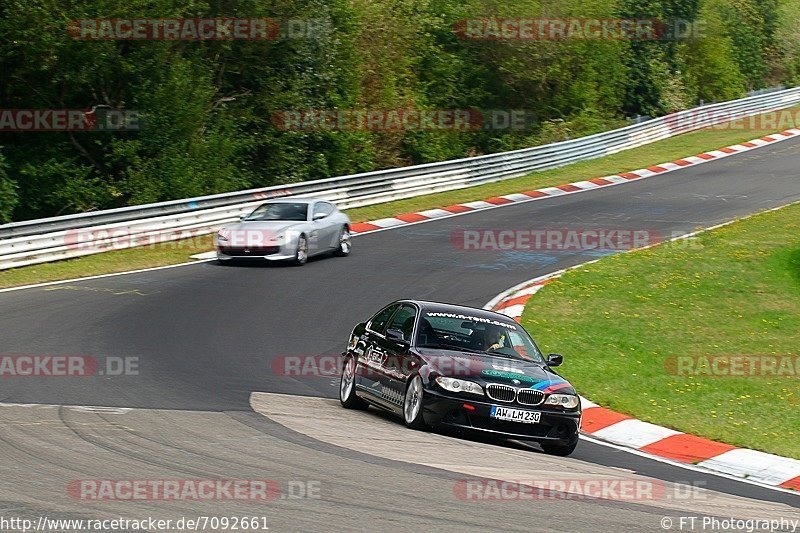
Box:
422, 389, 580, 444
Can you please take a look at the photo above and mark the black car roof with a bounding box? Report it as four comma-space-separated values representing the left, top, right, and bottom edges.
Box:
397, 300, 518, 325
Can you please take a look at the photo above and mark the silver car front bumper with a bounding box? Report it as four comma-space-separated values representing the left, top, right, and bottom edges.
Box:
216, 244, 295, 261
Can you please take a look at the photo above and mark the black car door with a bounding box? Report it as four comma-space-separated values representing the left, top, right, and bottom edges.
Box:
376, 304, 419, 414
356, 303, 399, 403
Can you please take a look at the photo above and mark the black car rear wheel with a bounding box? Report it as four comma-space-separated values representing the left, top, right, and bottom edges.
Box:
403, 375, 427, 429
540, 438, 578, 457
340, 356, 367, 410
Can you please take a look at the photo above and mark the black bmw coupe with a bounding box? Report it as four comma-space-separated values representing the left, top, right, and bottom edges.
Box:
339, 300, 581, 456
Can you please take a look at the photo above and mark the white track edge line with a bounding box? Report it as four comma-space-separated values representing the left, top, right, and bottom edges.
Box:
579, 434, 800, 496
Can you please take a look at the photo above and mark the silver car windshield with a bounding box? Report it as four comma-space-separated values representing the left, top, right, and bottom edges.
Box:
417, 313, 545, 363
245, 202, 308, 221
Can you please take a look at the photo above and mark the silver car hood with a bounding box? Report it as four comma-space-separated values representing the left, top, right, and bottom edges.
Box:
224, 220, 306, 233
217, 220, 307, 247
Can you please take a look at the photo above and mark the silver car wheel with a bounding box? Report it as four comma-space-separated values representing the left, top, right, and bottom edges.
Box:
340, 357, 355, 401
296, 236, 308, 263
340, 228, 351, 254
404, 376, 423, 424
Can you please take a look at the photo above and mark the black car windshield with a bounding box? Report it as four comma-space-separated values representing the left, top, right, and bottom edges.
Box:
245, 202, 308, 221
416, 311, 545, 363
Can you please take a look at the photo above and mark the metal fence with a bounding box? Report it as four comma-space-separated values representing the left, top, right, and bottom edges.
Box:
2, 87, 800, 270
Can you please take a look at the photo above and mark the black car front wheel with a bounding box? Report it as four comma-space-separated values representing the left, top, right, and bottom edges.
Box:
340, 356, 367, 410
540, 438, 579, 457
403, 375, 427, 429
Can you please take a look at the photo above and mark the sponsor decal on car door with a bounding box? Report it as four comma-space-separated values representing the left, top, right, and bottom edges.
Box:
358, 304, 399, 400
377, 305, 418, 410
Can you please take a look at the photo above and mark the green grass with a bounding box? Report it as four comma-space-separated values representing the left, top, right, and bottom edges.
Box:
0, 236, 213, 288
2, 107, 798, 289
522, 203, 800, 459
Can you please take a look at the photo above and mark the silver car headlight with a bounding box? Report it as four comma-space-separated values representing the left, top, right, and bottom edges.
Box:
435, 376, 484, 396
544, 394, 580, 409
216, 229, 229, 242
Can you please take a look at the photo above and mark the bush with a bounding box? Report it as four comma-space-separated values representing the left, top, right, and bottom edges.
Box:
0, 0, 796, 221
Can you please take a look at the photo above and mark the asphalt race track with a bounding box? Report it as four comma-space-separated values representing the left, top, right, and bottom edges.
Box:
1, 137, 800, 531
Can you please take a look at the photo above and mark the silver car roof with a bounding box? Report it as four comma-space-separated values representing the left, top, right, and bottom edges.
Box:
255, 197, 322, 204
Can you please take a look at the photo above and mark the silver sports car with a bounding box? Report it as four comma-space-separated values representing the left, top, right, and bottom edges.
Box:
215, 198, 351, 266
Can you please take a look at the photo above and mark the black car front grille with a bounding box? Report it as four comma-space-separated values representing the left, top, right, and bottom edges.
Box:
219, 246, 280, 256
486, 384, 516, 403
517, 389, 545, 406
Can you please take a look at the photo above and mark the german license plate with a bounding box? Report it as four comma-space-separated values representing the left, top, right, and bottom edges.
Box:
490, 406, 541, 424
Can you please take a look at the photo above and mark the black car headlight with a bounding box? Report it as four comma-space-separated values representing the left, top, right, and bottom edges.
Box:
435, 376, 484, 396
544, 393, 580, 409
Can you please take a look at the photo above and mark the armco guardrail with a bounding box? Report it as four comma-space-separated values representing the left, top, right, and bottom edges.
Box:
2, 87, 799, 270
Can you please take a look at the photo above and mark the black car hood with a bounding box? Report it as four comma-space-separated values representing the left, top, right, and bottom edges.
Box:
416, 348, 576, 395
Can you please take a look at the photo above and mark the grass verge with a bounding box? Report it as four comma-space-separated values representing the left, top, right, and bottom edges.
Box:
521, 203, 800, 459
0, 236, 213, 288
2, 107, 799, 289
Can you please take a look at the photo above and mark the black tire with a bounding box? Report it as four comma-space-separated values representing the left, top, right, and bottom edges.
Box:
292, 234, 308, 266
339, 356, 367, 410
218, 258, 235, 266
402, 375, 428, 430
334, 226, 351, 257
540, 438, 579, 457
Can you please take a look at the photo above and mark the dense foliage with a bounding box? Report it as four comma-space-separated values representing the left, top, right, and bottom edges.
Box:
1, 0, 798, 222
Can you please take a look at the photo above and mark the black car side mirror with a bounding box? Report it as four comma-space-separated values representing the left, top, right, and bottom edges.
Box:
546, 353, 563, 367
386, 329, 410, 347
